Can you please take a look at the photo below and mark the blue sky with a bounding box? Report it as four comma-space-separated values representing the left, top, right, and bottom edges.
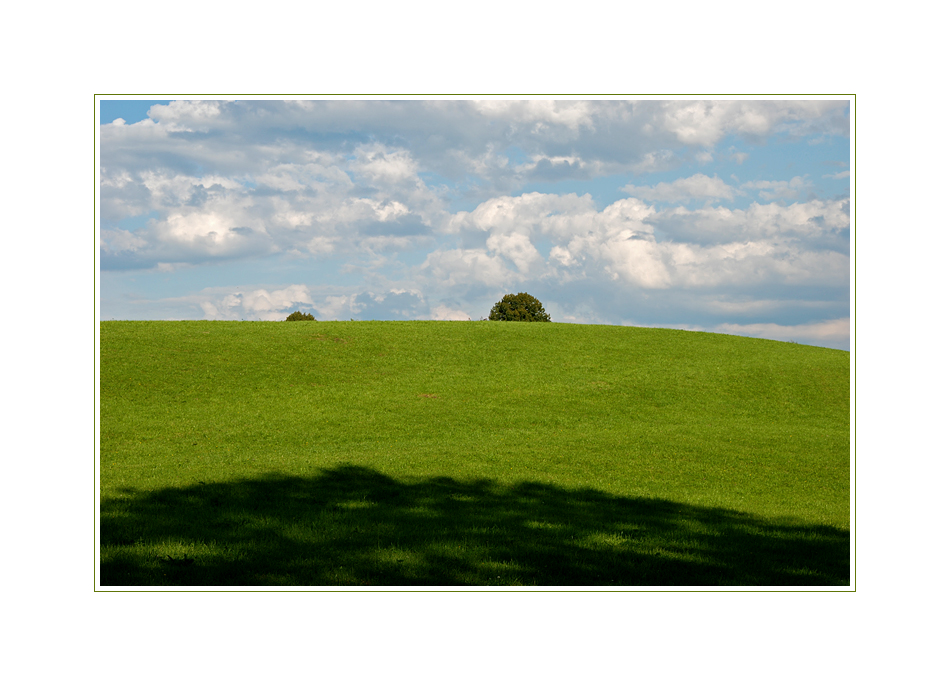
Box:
98, 98, 852, 349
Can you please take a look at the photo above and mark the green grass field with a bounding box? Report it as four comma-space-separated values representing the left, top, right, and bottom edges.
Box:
99, 320, 851, 586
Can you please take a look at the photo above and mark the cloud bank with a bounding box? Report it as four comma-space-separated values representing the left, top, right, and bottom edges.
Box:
99, 98, 852, 349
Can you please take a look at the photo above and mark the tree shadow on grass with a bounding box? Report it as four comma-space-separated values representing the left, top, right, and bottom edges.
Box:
100, 464, 849, 587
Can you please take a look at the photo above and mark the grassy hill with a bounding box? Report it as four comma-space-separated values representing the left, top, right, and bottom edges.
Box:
99, 321, 851, 586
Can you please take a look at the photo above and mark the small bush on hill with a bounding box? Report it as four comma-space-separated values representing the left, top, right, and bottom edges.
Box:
285, 311, 315, 321
488, 293, 552, 322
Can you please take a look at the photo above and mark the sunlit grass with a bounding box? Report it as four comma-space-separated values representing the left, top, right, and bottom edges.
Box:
99, 321, 850, 586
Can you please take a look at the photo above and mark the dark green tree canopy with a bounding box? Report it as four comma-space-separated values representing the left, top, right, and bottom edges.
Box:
488, 293, 552, 322
285, 310, 315, 321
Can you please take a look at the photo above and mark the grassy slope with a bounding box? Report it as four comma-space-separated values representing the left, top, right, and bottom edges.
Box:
99, 321, 850, 586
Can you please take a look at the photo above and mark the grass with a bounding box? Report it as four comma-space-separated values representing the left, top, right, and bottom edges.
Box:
99, 320, 850, 586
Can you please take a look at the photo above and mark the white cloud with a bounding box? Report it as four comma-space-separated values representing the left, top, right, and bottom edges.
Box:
192, 284, 314, 320
662, 240, 848, 288
431, 191, 849, 294
421, 248, 515, 288
486, 232, 542, 274
628, 149, 678, 174
470, 100, 595, 133
350, 143, 420, 186
147, 100, 227, 132
446, 192, 594, 235
247, 285, 313, 313
101, 148, 445, 269
101, 99, 850, 267
742, 175, 812, 201
660, 100, 847, 147
430, 305, 471, 321
315, 294, 360, 320
102, 99, 849, 207
306, 235, 338, 255
101, 228, 147, 252
549, 245, 577, 267
700, 297, 840, 316
599, 237, 671, 288
713, 317, 850, 348
623, 173, 736, 203
159, 211, 255, 245
649, 198, 850, 245
100, 99, 851, 349
514, 153, 600, 181
252, 160, 353, 193
439, 193, 666, 288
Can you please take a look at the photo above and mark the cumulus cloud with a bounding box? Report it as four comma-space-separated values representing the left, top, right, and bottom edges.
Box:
100, 143, 445, 269
662, 240, 849, 288
713, 317, 850, 348
623, 173, 736, 203
438, 192, 666, 288
648, 198, 850, 246
660, 100, 847, 147
147, 100, 228, 132
421, 248, 515, 288
517, 154, 599, 181
196, 284, 314, 320
350, 143, 420, 186
742, 175, 813, 201
100, 98, 852, 349
314, 294, 360, 320
430, 304, 471, 320
470, 100, 595, 134
445, 191, 598, 237
431, 191, 848, 293
486, 231, 543, 274
102, 99, 850, 207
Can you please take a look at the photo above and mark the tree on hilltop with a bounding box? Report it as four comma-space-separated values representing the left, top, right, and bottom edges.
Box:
285, 310, 315, 321
488, 293, 552, 322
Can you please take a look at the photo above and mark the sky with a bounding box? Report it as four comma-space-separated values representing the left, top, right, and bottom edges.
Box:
98, 97, 852, 350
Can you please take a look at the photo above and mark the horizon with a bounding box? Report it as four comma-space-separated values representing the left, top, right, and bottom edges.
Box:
98, 97, 853, 351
